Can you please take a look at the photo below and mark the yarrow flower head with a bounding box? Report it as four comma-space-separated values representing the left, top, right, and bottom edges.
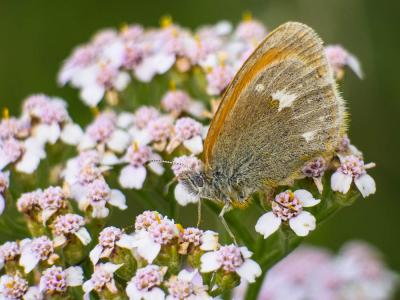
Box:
17, 190, 42, 216
179, 228, 219, 255
38, 186, 67, 224
19, 236, 58, 273
83, 263, 122, 298
325, 45, 363, 79
0, 171, 9, 215
201, 244, 261, 283
167, 117, 205, 155
255, 189, 320, 238
80, 111, 130, 154
89, 226, 135, 265
0, 138, 24, 170
0, 116, 30, 140
131, 213, 179, 263
331, 155, 376, 197
302, 157, 327, 193
39, 265, 83, 295
234, 15, 267, 42
126, 265, 167, 300
166, 269, 211, 300
161, 90, 190, 116
147, 116, 173, 149
79, 177, 127, 218
206, 65, 234, 96
0, 274, 29, 299
0, 241, 20, 269
119, 142, 164, 190
134, 210, 160, 231
52, 213, 91, 247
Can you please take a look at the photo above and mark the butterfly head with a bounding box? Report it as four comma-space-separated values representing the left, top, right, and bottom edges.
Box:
178, 170, 206, 197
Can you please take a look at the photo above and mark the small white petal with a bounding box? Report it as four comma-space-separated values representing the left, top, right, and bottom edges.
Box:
82, 280, 94, 293
183, 136, 203, 154
75, 227, 92, 245
236, 259, 262, 283
139, 239, 161, 264
174, 183, 200, 206
101, 152, 120, 165
89, 245, 103, 265
0, 257, 4, 270
34, 123, 60, 144
91, 205, 109, 218
61, 123, 84, 145
114, 72, 131, 91
116, 234, 136, 249
255, 212, 281, 239
331, 171, 353, 194
80, 84, 105, 107
148, 154, 165, 175
65, 266, 84, 286
0, 150, 11, 170
41, 208, 57, 224
25, 138, 46, 158
132, 231, 161, 263
347, 54, 363, 79
354, 173, 376, 197
107, 129, 131, 153
103, 41, 124, 67
0, 194, 5, 215
239, 247, 253, 259
129, 127, 152, 145
294, 189, 320, 207
117, 112, 134, 128
289, 211, 316, 237
23, 286, 43, 300
119, 165, 147, 189
47, 123, 62, 144
102, 262, 123, 274
154, 53, 175, 74
16, 151, 41, 174
109, 189, 127, 210
53, 235, 67, 247
78, 134, 96, 150
144, 287, 165, 300
126, 282, 141, 300
20, 250, 40, 273
177, 269, 197, 282
200, 251, 221, 273
200, 231, 219, 251
134, 58, 157, 82
187, 101, 205, 118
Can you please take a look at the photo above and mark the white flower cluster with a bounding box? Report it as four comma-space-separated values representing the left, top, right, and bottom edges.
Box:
0, 16, 384, 300
234, 242, 398, 300
0, 211, 261, 300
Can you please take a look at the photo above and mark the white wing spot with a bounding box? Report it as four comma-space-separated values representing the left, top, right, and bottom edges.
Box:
302, 131, 315, 142
271, 90, 297, 111
255, 84, 265, 93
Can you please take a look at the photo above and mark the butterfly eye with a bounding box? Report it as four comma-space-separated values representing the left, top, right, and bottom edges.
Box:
193, 175, 204, 188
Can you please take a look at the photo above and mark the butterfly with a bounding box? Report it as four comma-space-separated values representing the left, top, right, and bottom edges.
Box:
176, 22, 346, 241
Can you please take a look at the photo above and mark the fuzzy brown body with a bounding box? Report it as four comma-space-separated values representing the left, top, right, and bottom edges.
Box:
181, 22, 346, 207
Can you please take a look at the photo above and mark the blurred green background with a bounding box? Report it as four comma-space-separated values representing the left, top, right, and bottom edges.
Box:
0, 0, 399, 271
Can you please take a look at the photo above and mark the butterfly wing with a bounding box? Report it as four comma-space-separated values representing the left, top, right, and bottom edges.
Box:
204, 22, 346, 191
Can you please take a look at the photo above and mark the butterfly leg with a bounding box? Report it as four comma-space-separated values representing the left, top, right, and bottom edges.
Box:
196, 199, 202, 227
219, 203, 237, 245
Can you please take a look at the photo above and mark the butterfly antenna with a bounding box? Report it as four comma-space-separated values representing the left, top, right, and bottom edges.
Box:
145, 159, 188, 168
145, 159, 173, 166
